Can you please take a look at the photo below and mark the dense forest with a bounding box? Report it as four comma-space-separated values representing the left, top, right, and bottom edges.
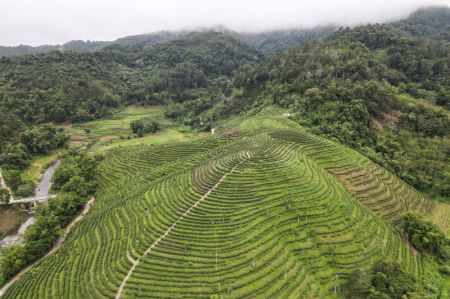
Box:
0, 27, 335, 57
1, 7, 449, 202
226, 21, 450, 200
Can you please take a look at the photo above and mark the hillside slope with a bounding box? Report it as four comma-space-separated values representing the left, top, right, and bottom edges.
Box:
0, 32, 260, 124
2, 111, 437, 298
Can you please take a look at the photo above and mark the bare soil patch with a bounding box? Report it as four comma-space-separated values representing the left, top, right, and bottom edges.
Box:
0, 207, 26, 237
99, 135, 119, 142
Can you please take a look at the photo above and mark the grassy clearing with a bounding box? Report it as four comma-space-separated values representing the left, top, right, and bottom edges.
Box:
21, 149, 62, 183
17, 106, 207, 186
90, 128, 208, 153
397, 93, 449, 115
61, 106, 207, 153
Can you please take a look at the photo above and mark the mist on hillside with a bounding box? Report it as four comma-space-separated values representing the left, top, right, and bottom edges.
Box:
1, 0, 449, 46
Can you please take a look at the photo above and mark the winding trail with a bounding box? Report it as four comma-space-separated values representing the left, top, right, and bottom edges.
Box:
115, 151, 251, 299
0, 197, 96, 297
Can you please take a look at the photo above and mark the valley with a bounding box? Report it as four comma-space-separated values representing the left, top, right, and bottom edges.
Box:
1, 112, 447, 298
0, 4, 449, 298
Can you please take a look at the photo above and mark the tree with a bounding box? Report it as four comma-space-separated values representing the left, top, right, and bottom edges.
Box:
0, 188, 10, 204
61, 176, 91, 198
402, 212, 450, 261
0, 112, 25, 151
130, 118, 161, 137
370, 261, 417, 298
19, 124, 67, 154
0, 143, 30, 169
344, 261, 419, 299
144, 118, 160, 134
130, 120, 145, 137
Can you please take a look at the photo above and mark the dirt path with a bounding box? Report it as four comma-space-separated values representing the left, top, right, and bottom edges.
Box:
0, 197, 95, 297
115, 151, 251, 299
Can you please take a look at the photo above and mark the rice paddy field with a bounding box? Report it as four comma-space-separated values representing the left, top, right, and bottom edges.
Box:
3, 110, 446, 298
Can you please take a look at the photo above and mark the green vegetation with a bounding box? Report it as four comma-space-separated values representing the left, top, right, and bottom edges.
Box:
18, 124, 67, 155
1, 114, 444, 298
344, 261, 419, 299
402, 212, 450, 262
220, 17, 450, 201
1, 170, 34, 198
21, 149, 62, 183
0, 150, 98, 287
1, 8, 448, 201
0, 122, 67, 197
130, 117, 161, 137
0, 188, 9, 205
0, 32, 260, 125
62, 106, 206, 153
395, 6, 450, 42
0, 6, 450, 298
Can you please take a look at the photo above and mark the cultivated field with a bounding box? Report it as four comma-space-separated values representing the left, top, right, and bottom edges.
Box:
2, 113, 438, 298
61, 106, 205, 152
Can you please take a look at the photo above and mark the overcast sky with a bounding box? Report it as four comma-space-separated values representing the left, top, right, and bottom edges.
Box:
1, 0, 450, 46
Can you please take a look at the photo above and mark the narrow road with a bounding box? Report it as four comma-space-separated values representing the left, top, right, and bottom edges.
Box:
115, 151, 251, 299
0, 197, 95, 297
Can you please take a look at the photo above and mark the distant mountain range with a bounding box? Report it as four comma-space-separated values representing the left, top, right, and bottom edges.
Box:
1, 6, 449, 58
0, 26, 337, 57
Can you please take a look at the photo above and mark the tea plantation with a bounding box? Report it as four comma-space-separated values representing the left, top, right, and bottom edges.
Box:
2, 115, 436, 298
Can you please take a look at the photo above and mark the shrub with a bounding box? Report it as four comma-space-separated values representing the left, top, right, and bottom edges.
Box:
130, 117, 161, 137
0, 188, 10, 204
344, 261, 419, 299
402, 211, 450, 261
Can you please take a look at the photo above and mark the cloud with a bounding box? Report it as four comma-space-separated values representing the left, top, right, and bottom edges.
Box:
1, 0, 449, 46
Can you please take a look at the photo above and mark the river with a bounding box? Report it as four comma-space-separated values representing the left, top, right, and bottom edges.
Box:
0, 160, 60, 248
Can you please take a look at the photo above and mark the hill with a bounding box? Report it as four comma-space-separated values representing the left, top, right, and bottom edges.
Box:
394, 6, 450, 42
0, 7, 449, 298
1, 6, 449, 58
214, 19, 450, 202
0, 32, 260, 125
0, 26, 335, 57
2, 111, 446, 298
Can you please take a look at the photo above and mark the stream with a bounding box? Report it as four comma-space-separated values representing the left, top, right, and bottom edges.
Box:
0, 160, 60, 248
35, 160, 60, 197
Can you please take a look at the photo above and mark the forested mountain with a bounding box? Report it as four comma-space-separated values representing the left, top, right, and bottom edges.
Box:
223, 22, 450, 200
2, 6, 449, 58
395, 6, 450, 42
0, 31, 260, 195
0, 32, 260, 124
0, 27, 335, 57
0, 44, 60, 57
1, 7, 449, 201
0, 6, 449, 298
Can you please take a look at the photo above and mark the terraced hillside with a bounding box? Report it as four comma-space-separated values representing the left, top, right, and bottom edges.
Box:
2, 113, 437, 298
